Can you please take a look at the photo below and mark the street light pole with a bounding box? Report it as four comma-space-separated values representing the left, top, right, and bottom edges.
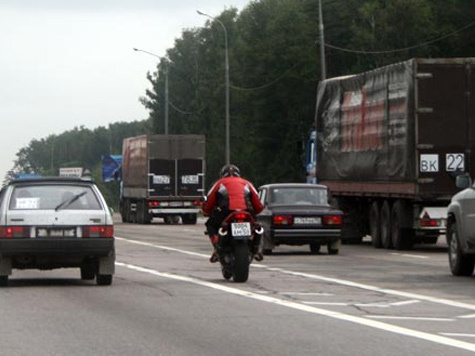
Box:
133, 47, 169, 134
318, 0, 326, 80
197, 10, 230, 165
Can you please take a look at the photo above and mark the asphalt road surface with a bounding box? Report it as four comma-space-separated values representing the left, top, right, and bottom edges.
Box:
2, 216, 475, 356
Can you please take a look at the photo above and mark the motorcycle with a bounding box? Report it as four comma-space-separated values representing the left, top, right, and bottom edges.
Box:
215, 210, 263, 283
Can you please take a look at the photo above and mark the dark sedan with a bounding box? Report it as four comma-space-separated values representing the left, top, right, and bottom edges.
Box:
257, 183, 342, 255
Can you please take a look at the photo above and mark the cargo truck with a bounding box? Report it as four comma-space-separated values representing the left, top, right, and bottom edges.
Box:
314, 58, 475, 249
120, 134, 205, 224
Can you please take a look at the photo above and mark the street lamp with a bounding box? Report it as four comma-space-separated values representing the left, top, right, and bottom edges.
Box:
133, 47, 170, 134
197, 10, 230, 165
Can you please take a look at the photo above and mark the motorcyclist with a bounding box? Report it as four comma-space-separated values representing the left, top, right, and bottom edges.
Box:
202, 164, 264, 263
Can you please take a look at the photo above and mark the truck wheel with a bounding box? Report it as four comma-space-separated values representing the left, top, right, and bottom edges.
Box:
448, 221, 475, 276
370, 201, 382, 248
182, 214, 197, 225
391, 200, 414, 250
380, 201, 392, 249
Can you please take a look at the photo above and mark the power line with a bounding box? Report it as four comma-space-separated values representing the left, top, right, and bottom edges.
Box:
230, 62, 302, 91
320, 20, 475, 54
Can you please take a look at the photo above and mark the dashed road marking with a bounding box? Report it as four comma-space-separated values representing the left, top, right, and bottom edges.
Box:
355, 300, 420, 308
116, 261, 475, 353
116, 236, 475, 311
391, 253, 429, 259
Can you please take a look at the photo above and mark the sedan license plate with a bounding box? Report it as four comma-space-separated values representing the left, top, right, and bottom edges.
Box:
294, 217, 321, 225
37, 228, 76, 238
231, 222, 251, 237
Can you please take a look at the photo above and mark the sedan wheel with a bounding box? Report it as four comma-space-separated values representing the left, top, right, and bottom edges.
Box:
448, 222, 475, 276
309, 243, 321, 254
97, 274, 113, 286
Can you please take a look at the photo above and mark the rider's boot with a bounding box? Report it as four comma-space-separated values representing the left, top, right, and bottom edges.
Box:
209, 234, 219, 263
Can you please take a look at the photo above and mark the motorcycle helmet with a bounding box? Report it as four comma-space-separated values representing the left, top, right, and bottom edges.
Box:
220, 164, 241, 178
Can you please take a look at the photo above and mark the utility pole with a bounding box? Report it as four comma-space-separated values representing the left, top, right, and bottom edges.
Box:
318, 0, 326, 80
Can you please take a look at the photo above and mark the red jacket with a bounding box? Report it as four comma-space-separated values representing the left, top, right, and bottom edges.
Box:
203, 176, 264, 216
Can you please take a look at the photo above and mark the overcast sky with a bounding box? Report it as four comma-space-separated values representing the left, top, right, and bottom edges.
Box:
0, 0, 250, 180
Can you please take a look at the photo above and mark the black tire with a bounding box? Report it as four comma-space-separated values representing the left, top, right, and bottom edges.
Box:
182, 214, 197, 225
448, 222, 475, 276
391, 200, 414, 250
380, 201, 392, 249
309, 243, 321, 254
263, 248, 273, 255
80, 263, 96, 280
233, 243, 250, 283
327, 243, 339, 255
221, 264, 233, 280
97, 274, 113, 286
0, 275, 8, 287
370, 201, 382, 248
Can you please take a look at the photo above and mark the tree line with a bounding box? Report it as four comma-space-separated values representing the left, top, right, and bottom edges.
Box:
9, 0, 475, 207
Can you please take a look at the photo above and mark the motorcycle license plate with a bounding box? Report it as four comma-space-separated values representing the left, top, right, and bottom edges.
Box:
231, 222, 251, 237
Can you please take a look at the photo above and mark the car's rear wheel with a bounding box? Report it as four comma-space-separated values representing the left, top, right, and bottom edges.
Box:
309, 243, 321, 254
81, 263, 96, 280
0, 275, 8, 287
97, 274, 113, 286
327, 240, 340, 255
448, 221, 475, 276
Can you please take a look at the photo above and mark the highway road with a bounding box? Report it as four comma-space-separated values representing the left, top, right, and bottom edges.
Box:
1, 216, 475, 355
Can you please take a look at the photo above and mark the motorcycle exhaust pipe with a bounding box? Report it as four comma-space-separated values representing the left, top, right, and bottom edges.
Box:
254, 226, 264, 235
218, 228, 228, 236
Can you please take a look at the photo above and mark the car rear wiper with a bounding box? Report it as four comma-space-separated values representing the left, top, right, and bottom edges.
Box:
55, 191, 87, 211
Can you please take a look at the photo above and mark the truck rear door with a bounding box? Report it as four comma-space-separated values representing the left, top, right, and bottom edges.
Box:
149, 159, 175, 197
416, 59, 474, 199
177, 159, 204, 197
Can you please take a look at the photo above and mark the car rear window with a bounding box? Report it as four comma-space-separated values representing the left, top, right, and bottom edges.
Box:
9, 185, 102, 210
270, 187, 328, 206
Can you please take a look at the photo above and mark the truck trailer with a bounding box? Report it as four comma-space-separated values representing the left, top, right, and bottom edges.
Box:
120, 134, 205, 224
314, 58, 475, 249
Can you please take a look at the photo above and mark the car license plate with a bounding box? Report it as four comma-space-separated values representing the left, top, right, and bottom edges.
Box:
231, 222, 251, 237
294, 217, 321, 225
37, 228, 76, 237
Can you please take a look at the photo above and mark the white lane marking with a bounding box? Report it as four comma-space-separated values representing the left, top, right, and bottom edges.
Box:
458, 313, 475, 319
279, 292, 334, 296
367, 316, 454, 322
116, 261, 475, 353
116, 236, 475, 311
441, 333, 475, 338
390, 253, 428, 259
303, 302, 349, 306
355, 300, 420, 308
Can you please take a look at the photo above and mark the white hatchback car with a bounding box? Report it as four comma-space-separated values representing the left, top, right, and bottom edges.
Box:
0, 177, 115, 286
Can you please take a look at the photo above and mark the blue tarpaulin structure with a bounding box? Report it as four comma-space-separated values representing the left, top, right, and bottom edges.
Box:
101, 155, 122, 182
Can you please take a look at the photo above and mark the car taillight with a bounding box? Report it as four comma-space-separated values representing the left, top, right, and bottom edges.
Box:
420, 219, 439, 227
83, 225, 114, 238
148, 201, 160, 207
0, 226, 30, 238
273, 215, 293, 226
323, 215, 342, 226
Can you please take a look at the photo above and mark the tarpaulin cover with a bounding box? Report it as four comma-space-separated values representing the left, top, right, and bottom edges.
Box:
315, 59, 415, 182
101, 155, 122, 182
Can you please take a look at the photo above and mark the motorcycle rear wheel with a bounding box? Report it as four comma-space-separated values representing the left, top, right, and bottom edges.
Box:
233, 243, 250, 283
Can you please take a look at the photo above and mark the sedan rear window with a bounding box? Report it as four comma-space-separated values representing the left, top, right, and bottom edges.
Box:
270, 187, 328, 206
9, 185, 102, 210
